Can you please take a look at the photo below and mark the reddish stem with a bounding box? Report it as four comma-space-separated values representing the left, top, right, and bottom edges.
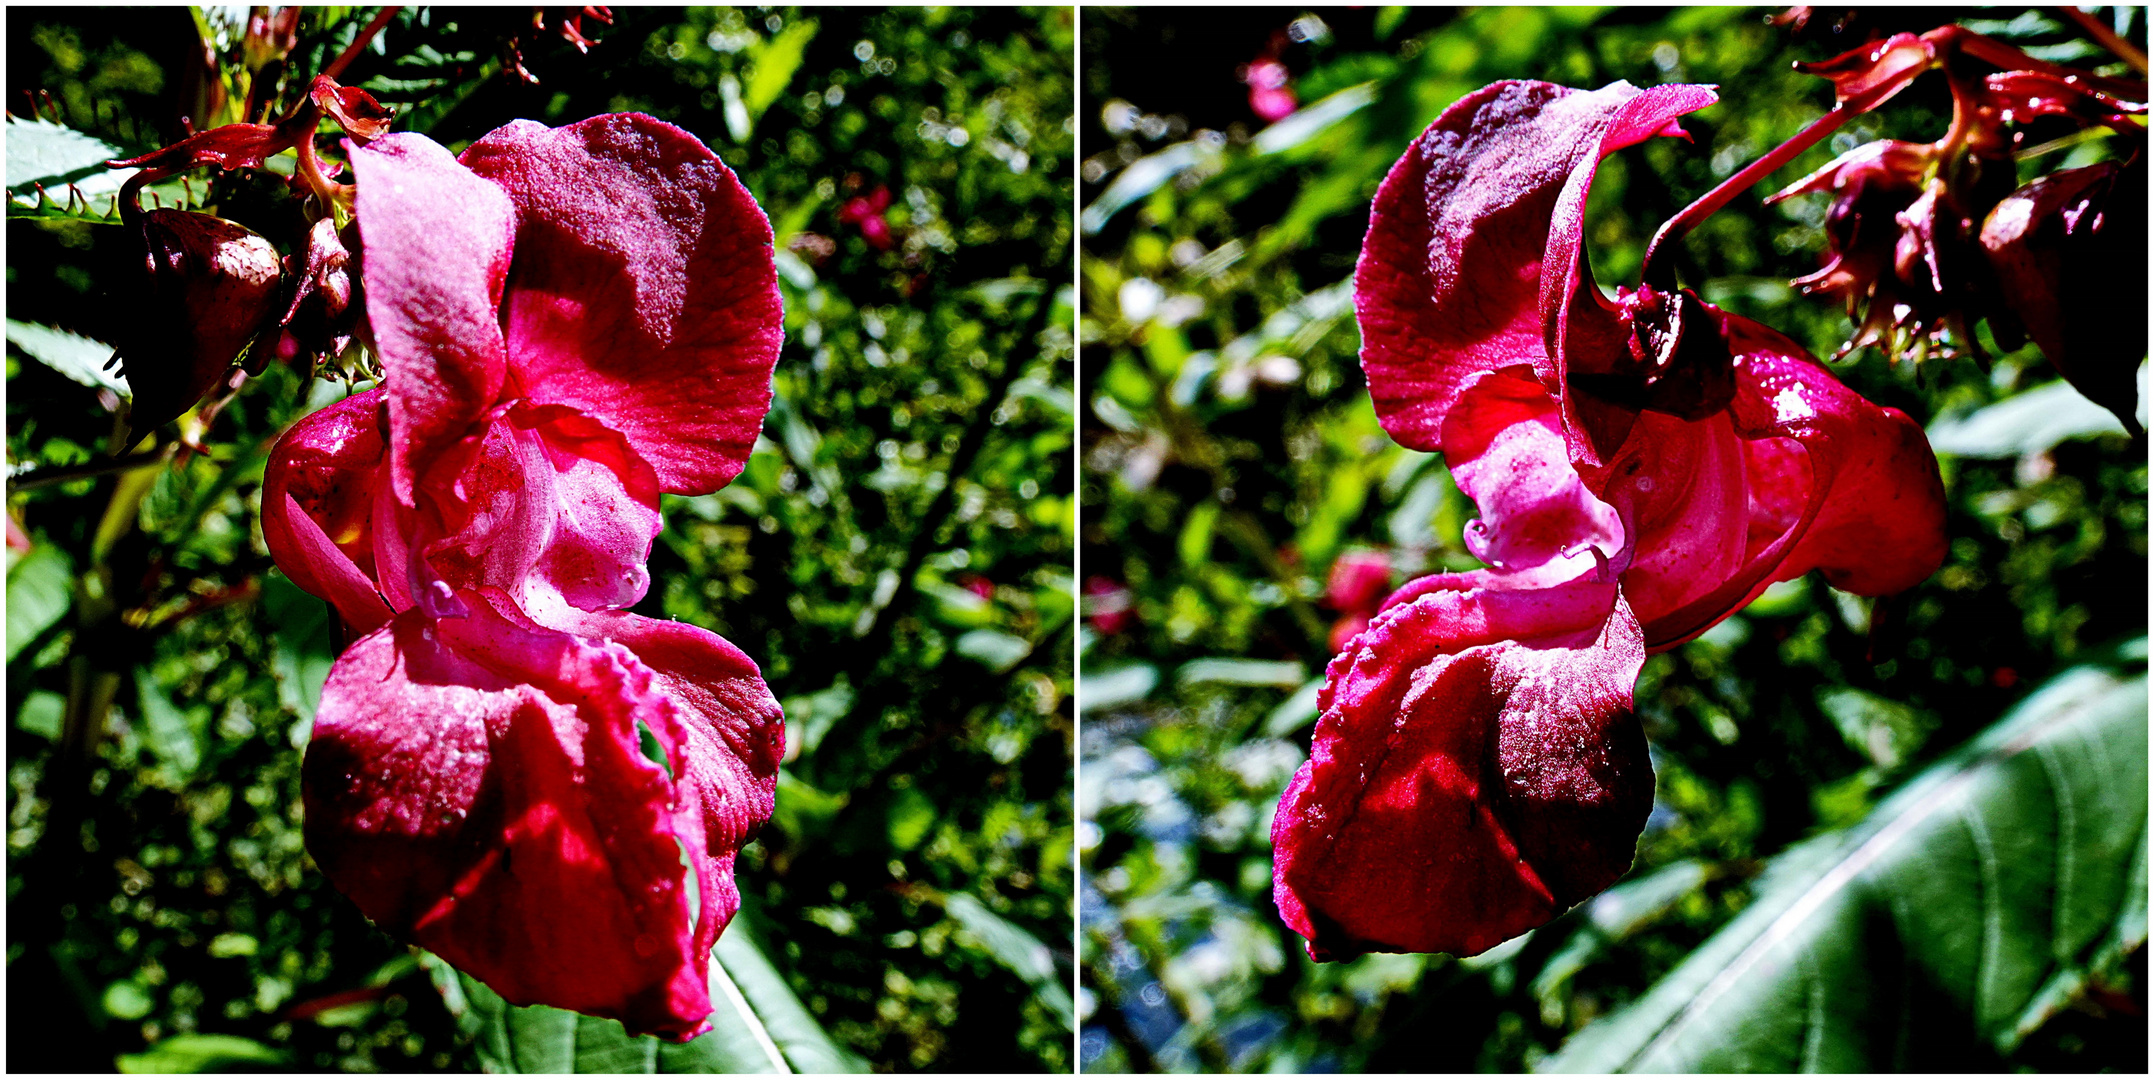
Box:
1943, 22, 2145, 96
322, 6, 401, 81
1640, 67, 1927, 288
2054, 5, 2149, 75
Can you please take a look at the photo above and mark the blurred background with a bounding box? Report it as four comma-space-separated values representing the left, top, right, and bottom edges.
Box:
8, 6, 1073, 1072
1077, 6, 2146, 1072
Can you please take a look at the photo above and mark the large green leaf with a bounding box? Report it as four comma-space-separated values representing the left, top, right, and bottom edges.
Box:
1544, 665, 2148, 1073
424, 918, 864, 1073
5, 116, 198, 223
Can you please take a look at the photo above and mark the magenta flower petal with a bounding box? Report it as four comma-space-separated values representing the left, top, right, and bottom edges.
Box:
422, 404, 663, 620
1597, 309, 1948, 647
1356, 80, 1715, 460
1443, 368, 1623, 573
349, 133, 517, 510
460, 115, 783, 496
544, 606, 785, 965
261, 390, 396, 634
1272, 570, 1650, 959
302, 591, 778, 1040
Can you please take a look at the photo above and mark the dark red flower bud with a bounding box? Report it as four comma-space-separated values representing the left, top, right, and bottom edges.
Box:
244, 7, 303, 72
1980, 157, 2147, 437
279, 216, 363, 370
116, 209, 284, 440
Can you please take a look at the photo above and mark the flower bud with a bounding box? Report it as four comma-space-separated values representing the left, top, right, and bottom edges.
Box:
279, 216, 362, 370
116, 209, 283, 440
1980, 158, 2147, 437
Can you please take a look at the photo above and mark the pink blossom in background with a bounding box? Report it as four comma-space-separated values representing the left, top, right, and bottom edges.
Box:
262, 113, 784, 1039
1323, 550, 1392, 652
1245, 58, 1297, 122
838, 184, 895, 250
1084, 575, 1134, 637
1273, 79, 1948, 961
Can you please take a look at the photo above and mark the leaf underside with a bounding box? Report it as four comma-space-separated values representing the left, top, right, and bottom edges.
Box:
1544, 665, 2148, 1073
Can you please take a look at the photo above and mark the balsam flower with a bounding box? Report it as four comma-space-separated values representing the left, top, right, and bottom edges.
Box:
262, 113, 784, 1039
1274, 79, 1948, 960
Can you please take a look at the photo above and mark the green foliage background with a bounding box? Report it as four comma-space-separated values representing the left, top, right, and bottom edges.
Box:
7, 6, 1074, 1072
1076, 6, 2146, 1072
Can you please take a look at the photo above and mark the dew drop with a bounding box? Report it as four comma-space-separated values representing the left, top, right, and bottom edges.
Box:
633, 934, 660, 957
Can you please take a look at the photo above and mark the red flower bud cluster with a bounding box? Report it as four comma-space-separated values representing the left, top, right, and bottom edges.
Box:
1768, 28, 2147, 432
104, 74, 395, 439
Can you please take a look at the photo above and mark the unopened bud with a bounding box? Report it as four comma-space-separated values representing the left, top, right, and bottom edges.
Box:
116, 210, 282, 440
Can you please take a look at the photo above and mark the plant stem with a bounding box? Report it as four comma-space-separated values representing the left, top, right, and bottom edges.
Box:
1640, 60, 1931, 289
7, 449, 168, 493
2056, 5, 2149, 74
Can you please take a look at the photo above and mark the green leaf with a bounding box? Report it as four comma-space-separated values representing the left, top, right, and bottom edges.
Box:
1175, 657, 1307, 689
262, 573, 336, 743
422, 920, 863, 1073
134, 667, 207, 780
102, 978, 155, 1021
16, 690, 65, 740
943, 892, 1076, 1030
6, 319, 127, 397
1925, 376, 2133, 458
744, 20, 819, 120
5, 116, 199, 222
710, 918, 867, 1073
1264, 677, 1325, 737
6, 541, 73, 664
6, 116, 126, 216
1544, 666, 2148, 1073
1078, 664, 1158, 713
885, 786, 938, 851
116, 1033, 290, 1073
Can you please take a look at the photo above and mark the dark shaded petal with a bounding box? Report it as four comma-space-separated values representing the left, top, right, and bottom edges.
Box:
460, 114, 783, 497
1273, 570, 1650, 960
543, 606, 784, 965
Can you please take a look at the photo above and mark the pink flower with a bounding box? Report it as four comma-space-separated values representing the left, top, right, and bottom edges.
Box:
1324, 550, 1393, 652
262, 113, 784, 1039
1083, 576, 1134, 636
1245, 59, 1297, 122
1274, 80, 1948, 960
838, 184, 895, 250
